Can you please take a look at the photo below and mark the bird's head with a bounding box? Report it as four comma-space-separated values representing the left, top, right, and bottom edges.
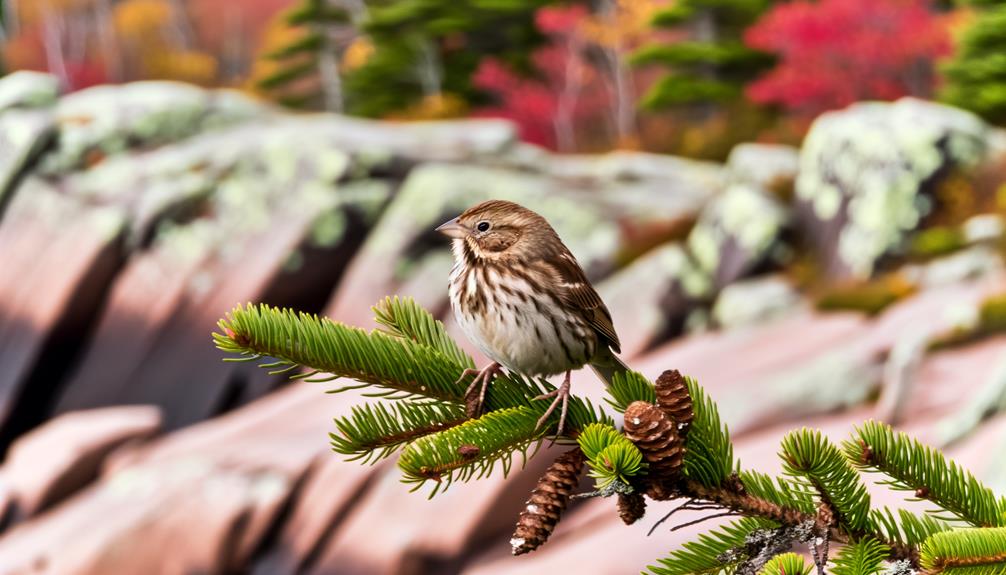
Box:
436, 200, 555, 262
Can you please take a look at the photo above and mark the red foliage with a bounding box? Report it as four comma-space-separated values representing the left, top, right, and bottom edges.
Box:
744, 0, 952, 116
471, 5, 615, 150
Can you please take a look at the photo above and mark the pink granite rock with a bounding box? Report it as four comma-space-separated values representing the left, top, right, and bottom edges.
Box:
0, 406, 161, 522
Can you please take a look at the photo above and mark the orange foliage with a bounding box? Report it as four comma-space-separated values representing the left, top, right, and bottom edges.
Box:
112, 0, 172, 40
111, 0, 220, 85
384, 93, 468, 121
14, 0, 97, 24
578, 0, 663, 49
342, 37, 374, 72
245, 7, 310, 95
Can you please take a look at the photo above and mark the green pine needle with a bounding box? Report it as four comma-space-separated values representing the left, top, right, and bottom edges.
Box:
257, 60, 319, 90
577, 423, 646, 489
331, 401, 467, 463
739, 470, 817, 516
844, 421, 1005, 528
870, 507, 953, 548
921, 527, 1006, 574
683, 376, 736, 487
397, 406, 547, 497
830, 538, 889, 575
605, 370, 657, 413
267, 32, 325, 60
760, 552, 813, 575
646, 517, 777, 575
372, 296, 474, 369
781, 428, 873, 534
215, 303, 467, 402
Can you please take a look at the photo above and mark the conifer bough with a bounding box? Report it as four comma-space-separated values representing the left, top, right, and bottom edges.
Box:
215, 297, 1006, 573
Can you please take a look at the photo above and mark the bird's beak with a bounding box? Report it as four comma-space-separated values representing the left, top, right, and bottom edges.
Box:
435, 217, 468, 239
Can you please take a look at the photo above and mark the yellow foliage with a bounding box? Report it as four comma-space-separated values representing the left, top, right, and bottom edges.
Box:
145, 51, 219, 85
384, 93, 468, 121
246, 7, 312, 96
578, 0, 664, 48
815, 274, 917, 316
342, 37, 374, 72
112, 0, 173, 41
995, 184, 1006, 211
931, 168, 977, 226
15, 0, 97, 24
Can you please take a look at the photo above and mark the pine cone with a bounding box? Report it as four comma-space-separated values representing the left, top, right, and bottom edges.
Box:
511, 448, 585, 555
623, 401, 685, 499
655, 370, 693, 437
617, 491, 646, 525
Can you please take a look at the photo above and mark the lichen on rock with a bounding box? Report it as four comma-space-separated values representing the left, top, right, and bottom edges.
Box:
686, 183, 789, 289
0, 71, 61, 112
796, 98, 989, 278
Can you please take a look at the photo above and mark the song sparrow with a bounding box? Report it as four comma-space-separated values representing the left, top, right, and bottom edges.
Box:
437, 199, 628, 435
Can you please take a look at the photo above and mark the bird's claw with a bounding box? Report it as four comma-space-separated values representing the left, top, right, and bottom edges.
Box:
534, 371, 572, 437
459, 363, 502, 419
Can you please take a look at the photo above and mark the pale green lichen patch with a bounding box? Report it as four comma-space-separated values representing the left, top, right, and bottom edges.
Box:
0, 71, 60, 111
0, 110, 55, 203
712, 275, 802, 329
37, 82, 261, 175
687, 183, 788, 277
797, 98, 989, 278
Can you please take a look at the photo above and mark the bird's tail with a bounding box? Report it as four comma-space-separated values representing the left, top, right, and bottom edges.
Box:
589, 346, 631, 388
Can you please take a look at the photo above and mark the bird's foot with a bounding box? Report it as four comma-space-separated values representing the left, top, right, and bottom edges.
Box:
534, 371, 572, 436
460, 362, 502, 419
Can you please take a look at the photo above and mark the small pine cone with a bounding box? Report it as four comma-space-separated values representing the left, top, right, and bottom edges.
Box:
623, 401, 685, 498
617, 491, 646, 525
655, 370, 693, 437
511, 448, 585, 555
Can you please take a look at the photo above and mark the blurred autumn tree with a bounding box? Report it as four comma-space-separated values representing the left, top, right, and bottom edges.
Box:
745, 0, 952, 118
627, 0, 780, 159
339, 1, 562, 118
472, 1, 661, 151
1, 0, 282, 89
941, 0, 1006, 125
252, 0, 354, 111
631, 0, 774, 111
113, 0, 218, 85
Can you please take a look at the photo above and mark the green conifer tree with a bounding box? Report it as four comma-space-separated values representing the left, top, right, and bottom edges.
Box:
257, 0, 353, 111
631, 0, 774, 110
342, 0, 553, 117
214, 296, 1006, 573
941, 0, 1006, 124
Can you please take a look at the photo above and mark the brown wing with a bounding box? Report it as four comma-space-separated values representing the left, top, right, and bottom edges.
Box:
548, 247, 621, 353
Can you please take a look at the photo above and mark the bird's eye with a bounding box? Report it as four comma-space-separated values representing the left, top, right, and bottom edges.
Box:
476, 221, 491, 232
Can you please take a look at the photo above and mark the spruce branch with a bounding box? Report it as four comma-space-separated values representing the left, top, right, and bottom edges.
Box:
782, 428, 874, 535
215, 303, 467, 402
397, 406, 548, 496
760, 553, 814, 575
213, 298, 1006, 573
578, 423, 647, 490
831, 538, 889, 575
844, 421, 1006, 528
330, 401, 466, 463
372, 296, 475, 370
871, 507, 953, 555
646, 517, 778, 575
920, 527, 1006, 574
606, 371, 658, 412
682, 375, 736, 488
738, 470, 817, 517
